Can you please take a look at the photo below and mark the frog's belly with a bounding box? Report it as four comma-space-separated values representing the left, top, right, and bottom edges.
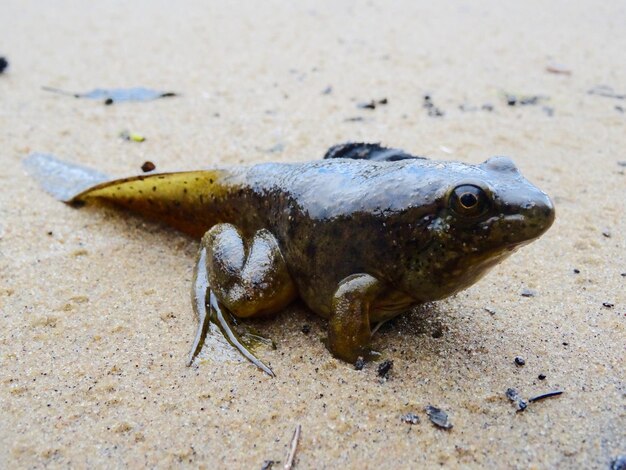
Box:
370, 290, 417, 323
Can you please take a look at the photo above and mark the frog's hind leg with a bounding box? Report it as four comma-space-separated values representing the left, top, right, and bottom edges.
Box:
188, 223, 297, 376
323, 142, 425, 162
187, 245, 276, 376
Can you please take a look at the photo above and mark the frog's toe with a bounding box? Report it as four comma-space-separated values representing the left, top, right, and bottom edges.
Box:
209, 291, 275, 377
241, 330, 277, 351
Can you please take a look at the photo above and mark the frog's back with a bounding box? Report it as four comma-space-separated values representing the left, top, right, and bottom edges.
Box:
243, 157, 455, 221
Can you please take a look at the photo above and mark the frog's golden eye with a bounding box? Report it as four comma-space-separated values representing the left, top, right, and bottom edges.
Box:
450, 185, 489, 217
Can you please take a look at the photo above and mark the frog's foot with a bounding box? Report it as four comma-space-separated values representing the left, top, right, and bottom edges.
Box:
188, 223, 297, 376
187, 246, 276, 376
328, 273, 384, 363
323, 142, 425, 162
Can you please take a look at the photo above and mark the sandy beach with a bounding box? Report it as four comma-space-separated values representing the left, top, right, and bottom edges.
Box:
1, 1, 624, 468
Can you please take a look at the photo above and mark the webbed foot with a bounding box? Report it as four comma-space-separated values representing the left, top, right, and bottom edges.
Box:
187, 246, 275, 376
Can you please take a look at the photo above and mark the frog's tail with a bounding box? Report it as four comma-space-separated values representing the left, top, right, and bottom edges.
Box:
24, 153, 233, 238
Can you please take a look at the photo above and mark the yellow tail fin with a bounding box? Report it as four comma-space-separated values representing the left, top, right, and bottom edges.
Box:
25, 153, 233, 238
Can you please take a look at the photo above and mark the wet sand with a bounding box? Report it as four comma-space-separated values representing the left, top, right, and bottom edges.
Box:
1, 1, 624, 468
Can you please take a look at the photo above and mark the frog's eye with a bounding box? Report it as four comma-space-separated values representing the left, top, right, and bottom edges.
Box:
450, 185, 489, 217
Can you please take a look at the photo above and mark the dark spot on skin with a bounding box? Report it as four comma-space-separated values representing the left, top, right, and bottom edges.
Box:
152, 186, 157, 192
305, 241, 317, 258
209, 179, 214, 184
141, 161, 156, 172
183, 188, 188, 194
514, 356, 526, 366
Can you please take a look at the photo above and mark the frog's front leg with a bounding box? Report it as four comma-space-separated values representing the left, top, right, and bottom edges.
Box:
187, 223, 297, 376
328, 273, 383, 363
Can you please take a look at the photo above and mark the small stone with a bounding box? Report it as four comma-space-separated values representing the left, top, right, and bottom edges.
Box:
514, 356, 526, 366
538, 373, 546, 380
141, 161, 156, 172
401, 412, 420, 425
354, 357, 365, 371
602, 302, 614, 308
573, 268, 580, 274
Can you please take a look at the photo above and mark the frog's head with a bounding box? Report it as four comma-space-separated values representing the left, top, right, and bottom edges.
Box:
402, 156, 555, 300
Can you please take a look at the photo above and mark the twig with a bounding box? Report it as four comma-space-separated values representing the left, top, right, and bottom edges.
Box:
528, 390, 564, 403
284, 424, 301, 470
41, 86, 80, 97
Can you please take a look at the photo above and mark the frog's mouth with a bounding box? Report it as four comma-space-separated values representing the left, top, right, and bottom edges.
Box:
479, 198, 555, 249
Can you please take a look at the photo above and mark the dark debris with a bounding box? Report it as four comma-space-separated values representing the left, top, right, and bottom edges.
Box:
401, 412, 420, 425
514, 356, 526, 366
538, 373, 546, 380
301, 324, 311, 335
423, 94, 444, 117
357, 98, 388, 110
0, 57, 8, 74
521, 288, 537, 297
528, 390, 564, 403
505, 93, 546, 106
425, 405, 453, 429
377, 359, 393, 378
588, 85, 625, 100
611, 455, 626, 470
546, 64, 572, 75
260, 460, 275, 470
354, 357, 365, 371
505, 388, 528, 412
602, 302, 614, 309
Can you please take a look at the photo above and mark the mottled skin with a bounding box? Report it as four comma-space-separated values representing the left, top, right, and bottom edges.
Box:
26, 144, 555, 375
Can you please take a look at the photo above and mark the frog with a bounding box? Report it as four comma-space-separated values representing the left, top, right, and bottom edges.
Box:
25, 143, 555, 376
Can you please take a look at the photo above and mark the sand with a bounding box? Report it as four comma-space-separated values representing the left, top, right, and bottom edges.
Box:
1, 0, 624, 468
